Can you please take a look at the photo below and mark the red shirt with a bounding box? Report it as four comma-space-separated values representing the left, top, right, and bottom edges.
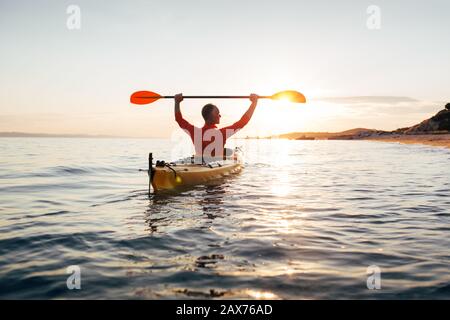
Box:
175, 111, 250, 157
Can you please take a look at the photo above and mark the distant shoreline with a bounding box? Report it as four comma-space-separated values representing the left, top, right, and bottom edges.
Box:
0, 132, 163, 139
362, 134, 450, 149
245, 133, 450, 149
3, 132, 449, 149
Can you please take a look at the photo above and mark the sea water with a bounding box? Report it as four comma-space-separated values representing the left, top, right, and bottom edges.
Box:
0, 138, 449, 299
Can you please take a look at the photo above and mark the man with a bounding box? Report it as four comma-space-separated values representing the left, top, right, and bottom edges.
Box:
174, 93, 258, 159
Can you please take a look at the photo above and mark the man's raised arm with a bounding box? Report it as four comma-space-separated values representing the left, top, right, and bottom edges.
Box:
174, 93, 194, 132
223, 94, 259, 132
241, 93, 259, 124
174, 93, 183, 117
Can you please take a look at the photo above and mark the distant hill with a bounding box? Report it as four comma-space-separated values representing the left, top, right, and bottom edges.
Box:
394, 103, 450, 134
274, 128, 388, 140
272, 103, 450, 140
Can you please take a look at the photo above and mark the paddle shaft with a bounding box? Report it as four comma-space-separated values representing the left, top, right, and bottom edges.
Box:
143, 95, 271, 99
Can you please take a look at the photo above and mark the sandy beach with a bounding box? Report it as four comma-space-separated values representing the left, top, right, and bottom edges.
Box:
364, 134, 450, 149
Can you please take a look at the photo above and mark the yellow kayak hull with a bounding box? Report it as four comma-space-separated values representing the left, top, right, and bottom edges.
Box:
151, 162, 242, 191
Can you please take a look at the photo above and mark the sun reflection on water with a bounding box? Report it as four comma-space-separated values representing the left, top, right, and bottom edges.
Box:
244, 289, 278, 300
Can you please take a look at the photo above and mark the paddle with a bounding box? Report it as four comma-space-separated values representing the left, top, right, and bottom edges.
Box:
130, 90, 306, 105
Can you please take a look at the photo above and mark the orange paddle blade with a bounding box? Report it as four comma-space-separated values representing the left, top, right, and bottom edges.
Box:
271, 90, 306, 103
130, 91, 162, 105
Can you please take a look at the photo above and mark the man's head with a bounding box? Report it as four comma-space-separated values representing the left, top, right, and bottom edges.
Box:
202, 103, 221, 124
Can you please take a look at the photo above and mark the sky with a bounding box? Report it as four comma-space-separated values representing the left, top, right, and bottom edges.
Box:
0, 0, 449, 138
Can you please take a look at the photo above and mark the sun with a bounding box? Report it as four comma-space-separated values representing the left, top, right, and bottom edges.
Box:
253, 100, 310, 136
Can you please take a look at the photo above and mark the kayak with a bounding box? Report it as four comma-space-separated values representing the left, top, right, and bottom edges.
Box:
147, 150, 243, 192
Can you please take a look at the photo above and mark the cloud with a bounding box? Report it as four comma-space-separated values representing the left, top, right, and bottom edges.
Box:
312, 96, 445, 116
314, 96, 420, 105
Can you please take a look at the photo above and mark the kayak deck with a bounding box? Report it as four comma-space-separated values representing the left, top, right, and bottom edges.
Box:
148, 152, 243, 192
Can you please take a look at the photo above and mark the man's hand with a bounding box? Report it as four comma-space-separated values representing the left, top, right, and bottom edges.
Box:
249, 93, 259, 103
174, 93, 184, 104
